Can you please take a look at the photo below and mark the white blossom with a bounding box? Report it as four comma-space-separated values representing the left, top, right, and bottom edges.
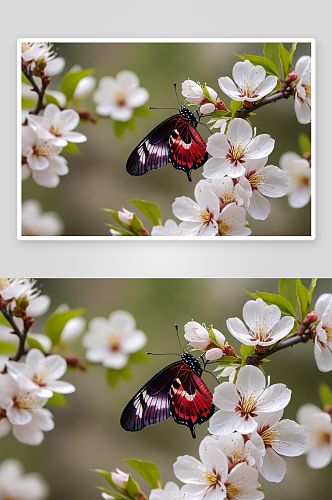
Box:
314, 308, 332, 372
93, 70, 149, 122
248, 410, 307, 482
184, 321, 225, 350
279, 152, 311, 208
0, 374, 54, 445
6, 349, 75, 398
201, 433, 255, 470
0, 459, 49, 500
22, 200, 64, 236
315, 294, 332, 320
226, 298, 294, 347
27, 104, 87, 147
82, 310, 147, 369
294, 56, 311, 124
22, 126, 68, 188
111, 468, 129, 490
151, 220, 182, 236
173, 439, 228, 500
70, 65, 96, 99
203, 118, 275, 179
181, 80, 217, 105
218, 60, 277, 102
238, 157, 288, 220
297, 404, 332, 469
217, 203, 251, 236
197, 178, 245, 210
172, 183, 221, 236
150, 482, 185, 500
118, 208, 134, 226
0, 278, 40, 303
209, 365, 291, 435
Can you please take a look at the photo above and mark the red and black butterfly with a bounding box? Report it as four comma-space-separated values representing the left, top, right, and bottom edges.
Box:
120, 352, 214, 438
126, 107, 208, 182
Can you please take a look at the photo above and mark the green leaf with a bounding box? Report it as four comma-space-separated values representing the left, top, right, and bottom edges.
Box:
308, 278, 317, 306
209, 110, 232, 119
230, 100, 243, 112
22, 97, 36, 109
319, 382, 332, 408
296, 279, 309, 320
235, 54, 279, 76
131, 214, 145, 235
44, 93, 61, 107
124, 459, 161, 489
45, 309, 85, 346
62, 142, 80, 155
0, 312, 12, 328
26, 336, 45, 351
279, 279, 297, 313
47, 393, 67, 406
133, 106, 152, 118
209, 356, 241, 366
0, 341, 16, 354
299, 133, 311, 155
289, 43, 297, 68
279, 43, 290, 79
22, 71, 32, 85
241, 344, 255, 359
202, 84, 215, 103
60, 69, 96, 102
245, 291, 296, 317
113, 120, 127, 138
125, 117, 136, 133
126, 475, 141, 498
129, 350, 151, 364
106, 364, 132, 388
207, 327, 222, 348
129, 199, 162, 226
264, 43, 280, 76
93, 470, 127, 495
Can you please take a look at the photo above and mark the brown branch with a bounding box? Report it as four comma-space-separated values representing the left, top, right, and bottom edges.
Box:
22, 64, 50, 116
0, 307, 32, 364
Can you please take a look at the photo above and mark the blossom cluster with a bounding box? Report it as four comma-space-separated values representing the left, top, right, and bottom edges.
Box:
0, 348, 75, 445
147, 55, 311, 236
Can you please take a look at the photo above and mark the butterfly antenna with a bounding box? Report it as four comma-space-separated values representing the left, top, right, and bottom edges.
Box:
173, 82, 181, 107
175, 324, 183, 351
148, 107, 179, 111
146, 352, 181, 357
201, 368, 221, 385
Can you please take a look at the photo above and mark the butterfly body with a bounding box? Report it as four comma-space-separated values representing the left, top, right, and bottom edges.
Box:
120, 352, 214, 438
126, 107, 208, 182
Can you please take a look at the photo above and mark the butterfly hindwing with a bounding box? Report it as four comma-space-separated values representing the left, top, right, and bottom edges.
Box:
169, 367, 215, 438
120, 360, 184, 432
168, 121, 208, 182
126, 115, 183, 176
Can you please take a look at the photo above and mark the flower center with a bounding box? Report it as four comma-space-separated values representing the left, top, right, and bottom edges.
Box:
226, 484, 242, 499
204, 470, 220, 487
317, 430, 331, 444
323, 326, 332, 342
226, 140, 246, 165
115, 91, 126, 106
15, 394, 40, 411
21, 42, 30, 53
242, 393, 257, 414
108, 334, 120, 351
248, 170, 266, 189
36, 143, 57, 158
302, 83, 311, 99
297, 175, 310, 187
50, 118, 67, 136
249, 325, 271, 343
218, 221, 231, 235
260, 426, 280, 446
199, 210, 214, 226
0, 278, 9, 290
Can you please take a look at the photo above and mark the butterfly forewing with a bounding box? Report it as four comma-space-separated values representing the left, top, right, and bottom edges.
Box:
120, 360, 184, 432
126, 115, 183, 176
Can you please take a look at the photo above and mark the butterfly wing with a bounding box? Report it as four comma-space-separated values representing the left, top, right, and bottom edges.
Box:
126, 115, 183, 176
120, 361, 184, 432
168, 120, 208, 182
169, 366, 215, 438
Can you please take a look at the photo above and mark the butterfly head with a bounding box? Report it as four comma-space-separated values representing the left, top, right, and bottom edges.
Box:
182, 351, 203, 376
179, 107, 198, 128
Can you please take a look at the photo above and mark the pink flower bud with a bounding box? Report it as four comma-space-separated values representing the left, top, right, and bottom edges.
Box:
111, 468, 129, 489
205, 348, 224, 361
286, 71, 297, 82
305, 311, 318, 324
200, 103, 216, 114
118, 208, 134, 226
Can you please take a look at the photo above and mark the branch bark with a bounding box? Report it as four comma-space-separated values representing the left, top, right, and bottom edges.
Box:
235, 88, 293, 119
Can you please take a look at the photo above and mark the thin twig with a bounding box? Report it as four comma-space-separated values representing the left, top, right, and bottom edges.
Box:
235, 88, 293, 119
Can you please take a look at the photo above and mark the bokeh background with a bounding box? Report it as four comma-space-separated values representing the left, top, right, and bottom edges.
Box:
1, 278, 330, 500
21, 42, 311, 236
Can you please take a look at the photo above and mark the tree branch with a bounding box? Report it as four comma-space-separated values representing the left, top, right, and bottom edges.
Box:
246, 328, 313, 366
22, 64, 49, 116
0, 307, 31, 364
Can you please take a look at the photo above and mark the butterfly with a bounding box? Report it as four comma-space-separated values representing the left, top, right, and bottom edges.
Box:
126, 107, 208, 182
120, 351, 214, 438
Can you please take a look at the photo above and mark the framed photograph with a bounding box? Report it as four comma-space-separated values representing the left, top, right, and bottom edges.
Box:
18, 39, 314, 239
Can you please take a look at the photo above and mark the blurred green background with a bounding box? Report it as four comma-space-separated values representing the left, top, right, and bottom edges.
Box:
21, 42, 311, 236
1, 278, 330, 499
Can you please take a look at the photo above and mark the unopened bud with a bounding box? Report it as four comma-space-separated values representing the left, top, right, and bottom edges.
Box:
222, 344, 237, 357
33, 67, 43, 77
13, 306, 24, 318
215, 99, 227, 111
286, 71, 297, 82
24, 315, 34, 328
305, 311, 318, 324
